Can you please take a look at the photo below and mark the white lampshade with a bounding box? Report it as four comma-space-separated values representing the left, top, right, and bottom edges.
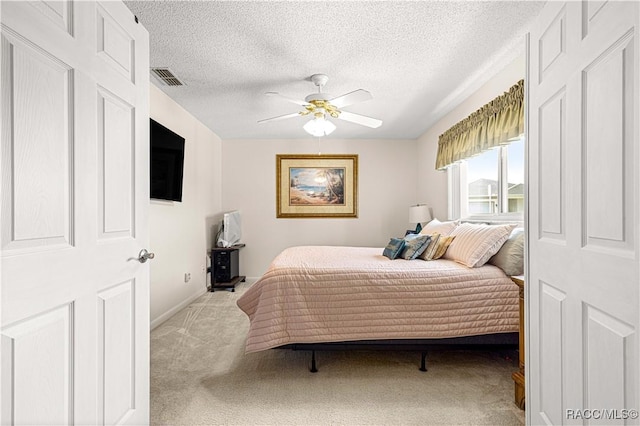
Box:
409, 204, 432, 224
303, 117, 336, 137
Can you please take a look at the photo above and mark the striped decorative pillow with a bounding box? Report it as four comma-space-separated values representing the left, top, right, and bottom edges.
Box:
443, 223, 516, 267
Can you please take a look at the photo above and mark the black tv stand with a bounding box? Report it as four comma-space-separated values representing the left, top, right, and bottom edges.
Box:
211, 275, 245, 292
207, 245, 245, 292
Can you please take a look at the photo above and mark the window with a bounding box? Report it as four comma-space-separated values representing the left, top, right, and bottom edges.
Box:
505, 139, 525, 213
449, 138, 524, 219
466, 148, 499, 214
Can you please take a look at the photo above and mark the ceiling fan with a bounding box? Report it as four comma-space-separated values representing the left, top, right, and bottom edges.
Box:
258, 74, 382, 136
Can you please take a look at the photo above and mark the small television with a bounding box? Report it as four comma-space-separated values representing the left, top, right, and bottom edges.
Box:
216, 210, 242, 247
150, 119, 185, 202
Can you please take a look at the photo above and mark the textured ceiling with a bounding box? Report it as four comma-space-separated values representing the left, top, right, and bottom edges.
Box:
125, 1, 544, 140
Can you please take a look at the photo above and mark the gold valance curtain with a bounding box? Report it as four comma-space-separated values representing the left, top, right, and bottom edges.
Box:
435, 79, 524, 170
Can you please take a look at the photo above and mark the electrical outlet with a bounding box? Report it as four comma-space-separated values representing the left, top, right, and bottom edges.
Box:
184, 272, 191, 283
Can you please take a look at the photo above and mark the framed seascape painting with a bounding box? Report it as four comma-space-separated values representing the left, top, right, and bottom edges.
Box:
276, 154, 358, 218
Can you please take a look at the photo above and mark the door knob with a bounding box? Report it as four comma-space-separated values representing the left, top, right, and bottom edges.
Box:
138, 249, 155, 263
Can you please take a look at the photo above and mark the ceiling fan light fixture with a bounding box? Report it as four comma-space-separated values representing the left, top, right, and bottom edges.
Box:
303, 116, 336, 137
259, 74, 382, 133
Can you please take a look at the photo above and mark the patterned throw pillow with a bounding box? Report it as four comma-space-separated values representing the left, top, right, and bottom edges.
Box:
382, 238, 406, 259
419, 233, 441, 260
400, 234, 431, 260
432, 235, 456, 259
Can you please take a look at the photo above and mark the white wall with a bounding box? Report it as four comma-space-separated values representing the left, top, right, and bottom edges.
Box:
416, 55, 526, 220
149, 85, 223, 328
222, 138, 418, 277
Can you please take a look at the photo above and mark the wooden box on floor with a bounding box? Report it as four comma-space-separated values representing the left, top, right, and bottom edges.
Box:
511, 275, 525, 410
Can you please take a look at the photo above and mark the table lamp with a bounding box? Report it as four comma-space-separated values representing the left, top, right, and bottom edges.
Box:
409, 204, 432, 233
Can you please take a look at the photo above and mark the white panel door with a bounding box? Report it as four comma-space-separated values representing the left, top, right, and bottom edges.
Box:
528, 1, 639, 425
1, 1, 150, 424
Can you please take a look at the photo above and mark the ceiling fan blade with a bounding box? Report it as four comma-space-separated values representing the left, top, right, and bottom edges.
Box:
258, 112, 300, 124
330, 89, 373, 108
265, 92, 309, 107
337, 111, 382, 128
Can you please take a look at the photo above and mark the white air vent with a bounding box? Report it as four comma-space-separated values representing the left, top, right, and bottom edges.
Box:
151, 68, 184, 86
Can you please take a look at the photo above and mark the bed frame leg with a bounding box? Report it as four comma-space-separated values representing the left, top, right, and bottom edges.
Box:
419, 351, 427, 372
310, 350, 318, 373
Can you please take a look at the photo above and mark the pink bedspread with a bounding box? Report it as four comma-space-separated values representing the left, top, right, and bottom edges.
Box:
237, 246, 519, 353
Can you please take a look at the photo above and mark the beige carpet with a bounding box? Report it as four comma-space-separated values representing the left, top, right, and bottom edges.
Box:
151, 279, 525, 425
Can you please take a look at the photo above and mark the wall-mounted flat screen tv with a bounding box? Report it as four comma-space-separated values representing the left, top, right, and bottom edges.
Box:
150, 118, 185, 202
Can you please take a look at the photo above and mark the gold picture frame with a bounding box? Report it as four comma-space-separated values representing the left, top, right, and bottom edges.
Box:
276, 154, 358, 218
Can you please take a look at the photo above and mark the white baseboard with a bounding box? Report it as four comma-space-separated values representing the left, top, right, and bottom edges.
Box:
150, 288, 208, 330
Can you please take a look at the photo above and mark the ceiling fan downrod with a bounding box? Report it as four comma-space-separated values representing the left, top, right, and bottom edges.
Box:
310, 73, 329, 92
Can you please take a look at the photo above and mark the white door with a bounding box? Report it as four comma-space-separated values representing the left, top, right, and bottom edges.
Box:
528, 1, 638, 424
1, 1, 150, 424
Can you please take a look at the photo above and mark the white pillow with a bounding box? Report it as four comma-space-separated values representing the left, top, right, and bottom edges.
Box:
489, 227, 525, 276
443, 223, 516, 268
419, 218, 459, 237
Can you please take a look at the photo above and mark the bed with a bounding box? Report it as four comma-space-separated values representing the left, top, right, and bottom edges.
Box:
236, 243, 520, 370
